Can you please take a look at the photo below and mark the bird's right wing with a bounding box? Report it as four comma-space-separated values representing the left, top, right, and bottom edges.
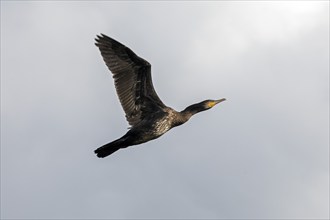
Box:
95, 34, 166, 126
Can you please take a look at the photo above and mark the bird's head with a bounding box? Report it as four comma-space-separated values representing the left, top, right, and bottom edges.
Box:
182, 98, 226, 116
203, 98, 226, 109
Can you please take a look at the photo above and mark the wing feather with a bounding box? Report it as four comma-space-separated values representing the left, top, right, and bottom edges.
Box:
95, 34, 166, 126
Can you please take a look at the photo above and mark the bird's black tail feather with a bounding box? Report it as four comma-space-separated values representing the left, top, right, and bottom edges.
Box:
94, 139, 125, 158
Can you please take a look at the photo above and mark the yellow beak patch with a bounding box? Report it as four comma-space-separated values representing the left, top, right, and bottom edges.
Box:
207, 101, 217, 108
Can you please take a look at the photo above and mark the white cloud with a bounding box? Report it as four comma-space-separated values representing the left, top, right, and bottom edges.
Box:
186, 1, 328, 69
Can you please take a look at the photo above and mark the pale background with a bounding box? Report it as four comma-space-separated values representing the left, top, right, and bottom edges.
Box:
1, 1, 329, 219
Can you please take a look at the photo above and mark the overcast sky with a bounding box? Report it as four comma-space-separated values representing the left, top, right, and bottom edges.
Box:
1, 1, 329, 219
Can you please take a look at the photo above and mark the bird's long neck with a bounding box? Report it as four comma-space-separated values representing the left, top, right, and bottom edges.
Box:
178, 102, 206, 123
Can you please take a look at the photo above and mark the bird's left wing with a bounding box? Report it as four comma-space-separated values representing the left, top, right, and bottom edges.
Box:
95, 34, 166, 126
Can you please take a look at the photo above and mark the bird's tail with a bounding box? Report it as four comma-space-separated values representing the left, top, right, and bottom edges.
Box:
94, 138, 126, 158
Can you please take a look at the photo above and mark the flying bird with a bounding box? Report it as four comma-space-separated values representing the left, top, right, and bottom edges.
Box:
94, 34, 226, 158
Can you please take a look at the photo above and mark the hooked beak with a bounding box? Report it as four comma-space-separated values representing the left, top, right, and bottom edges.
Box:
215, 98, 226, 105
208, 98, 226, 108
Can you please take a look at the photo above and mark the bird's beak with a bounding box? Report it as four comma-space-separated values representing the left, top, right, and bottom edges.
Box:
215, 98, 226, 105
208, 98, 226, 108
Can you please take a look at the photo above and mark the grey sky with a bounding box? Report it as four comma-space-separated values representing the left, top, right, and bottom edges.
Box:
1, 1, 329, 219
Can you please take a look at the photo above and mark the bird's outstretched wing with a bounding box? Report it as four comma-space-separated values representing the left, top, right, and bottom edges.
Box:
95, 34, 166, 126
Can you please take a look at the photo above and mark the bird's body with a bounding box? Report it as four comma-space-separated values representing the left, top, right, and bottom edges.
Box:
94, 34, 225, 158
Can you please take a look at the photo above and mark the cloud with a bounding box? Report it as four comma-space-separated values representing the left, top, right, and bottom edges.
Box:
1, 1, 329, 219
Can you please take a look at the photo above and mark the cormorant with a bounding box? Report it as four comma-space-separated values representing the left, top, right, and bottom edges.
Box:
94, 34, 226, 158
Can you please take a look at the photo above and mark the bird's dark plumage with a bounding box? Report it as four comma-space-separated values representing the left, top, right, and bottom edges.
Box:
94, 34, 225, 158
